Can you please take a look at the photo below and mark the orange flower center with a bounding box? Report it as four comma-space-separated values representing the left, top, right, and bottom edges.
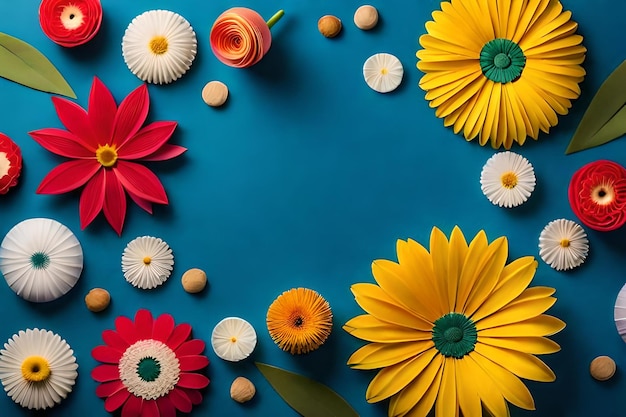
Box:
96, 145, 118, 167
500, 171, 518, 189
60, 5, 85, 30
149, 36, 169, 55
591, 181, 615, 206
230, 336, 237, 343
143, 256, 152, 265
559, 238, 570, 248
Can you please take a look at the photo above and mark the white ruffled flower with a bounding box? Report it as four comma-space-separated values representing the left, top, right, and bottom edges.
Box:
122, 236, 174, 289
480, 151, 536, 208
363, 53, 404, 93
211, 317, 257, 362
122, 10, 197, 84
0, 218, 83, 302
0, 329, 78, 410
539, 219, 589, 271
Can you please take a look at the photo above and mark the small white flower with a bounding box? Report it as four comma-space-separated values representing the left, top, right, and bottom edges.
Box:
615, 283, 626, 343
539, 219, 589, 271
480, 151, 536, 208
363, 53, 403, 93
211, 317, 257, 362
0, 328, 78, 410
122, 236, 174, 289
0, 218, 83, 302
122, 10, 197, 84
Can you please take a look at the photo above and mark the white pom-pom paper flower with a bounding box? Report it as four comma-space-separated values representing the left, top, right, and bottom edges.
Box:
615, 283, 626, 344
480, 151, 536, 208
0, 218, 83, 302
122, 9, 197, 84
363, 53, 404, 93
0, 328, 78, 410
122, 236, 174, 289
539, 219, 589, 271
211, 317, 257, 362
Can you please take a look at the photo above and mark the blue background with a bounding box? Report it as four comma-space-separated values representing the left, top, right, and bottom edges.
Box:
1, 0, 625, 416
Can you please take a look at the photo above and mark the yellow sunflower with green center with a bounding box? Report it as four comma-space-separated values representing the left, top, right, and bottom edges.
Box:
416, 0, 586, 149
344, 226, 565, 417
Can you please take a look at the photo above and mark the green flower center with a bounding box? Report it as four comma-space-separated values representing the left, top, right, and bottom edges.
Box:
479, 38, 526, 83
432, 312, 477, 358
137, 357, 161, 382
30, 252, 50, 270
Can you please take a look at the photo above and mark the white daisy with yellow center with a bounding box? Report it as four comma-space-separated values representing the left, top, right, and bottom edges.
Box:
121, 236, 174, 289
211, 317, 257, 362
480, 151, 536, 208
363, 53, 404, 93
539, 219, 589, 271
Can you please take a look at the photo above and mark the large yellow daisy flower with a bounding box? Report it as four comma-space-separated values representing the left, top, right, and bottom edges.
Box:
417, 0, 586, 149
344, 226, 565, 417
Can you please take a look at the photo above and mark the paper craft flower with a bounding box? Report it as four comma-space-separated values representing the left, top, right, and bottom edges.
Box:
210, 8, 284, 68
211, 317, 257, 362
122, 10, 197, 85
0, 218, 83, 302
568, 160, 626, 232
480, 151, 536, 208
539, 219, 589, 271
0, 328, 78, 410
344, 226, 564, 417
417, 0, 586, 149
39, 0, 102, 47
267, 288, 333, 355
615, 283, 626, 344
29, 77, 186, 235
122, 236, 174, 289
92, 309, 210, 416
0, 133, 22, 195
363, 53, 404, 93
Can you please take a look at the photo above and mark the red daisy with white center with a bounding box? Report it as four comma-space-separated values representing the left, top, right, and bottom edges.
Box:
91, 310, 209, 417
0, 133, 22, 195
39, 0, 103, 47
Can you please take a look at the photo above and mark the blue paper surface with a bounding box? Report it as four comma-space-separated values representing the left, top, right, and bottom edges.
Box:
1, 0, 626, 416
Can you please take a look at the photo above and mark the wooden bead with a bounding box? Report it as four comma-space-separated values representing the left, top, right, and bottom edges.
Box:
202, 81, 228, 107
318, 15, 342, 38
354, 5, 379, 30
590, 356, 616, 381
182, 268, 207, 293
85, 288, 110, 312
230, 376, 256, 403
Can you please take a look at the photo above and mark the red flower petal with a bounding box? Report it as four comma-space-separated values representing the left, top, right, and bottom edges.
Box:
102, 329, 129, 351
112, 83, 149, 147
39, 0, 103, 47
79, 168, 105, 230
166, 323, 191, 351
141, 399, 160, 417
92, 364, 120, 382
105, 388, 131, 412
92, 345, 123, 364
115, 161, 168, 204
177, 373, 210, 389
175, 340, 205, 356
37, 160, 100, 194
121, 393, 143, 417
152, 314, 175, 343
118, 121, 177, 159
51, 97, 97, 152
140, 144, 187, 162
115, 315, 138, 346
89, 77, 117, 146
0, 133, 22, 195
29, 128, 93, 158
156, 396, 177, 417
178, 355, 209, 372
128, 191, 153, 214
168, 388, 192, 413
95, 380, 126, 398
134, 309, 154, 340
103, 170, 127, 236
181, 388, 203, 405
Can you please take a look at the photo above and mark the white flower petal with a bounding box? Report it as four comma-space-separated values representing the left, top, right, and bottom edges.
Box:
0, 329, 78, 410
363, 53, 403, 93
122, 10, 197, 84
122, 236, 174, 289
480, 151, 536, 208
211, 317, 257, 362
539, 219, 589, 271
0, 218, 83, 302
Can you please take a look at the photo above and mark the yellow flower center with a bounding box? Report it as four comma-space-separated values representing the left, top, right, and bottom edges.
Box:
559, 238, 570, 248
591, 182, 615, 206
21, 356, 51, 382
230, 336, 237, 343
500, 171, 518, 189
149, 36, 169, 55
96, 145, 118, 167
380, 67, 388, 75
143, 256, 152, 265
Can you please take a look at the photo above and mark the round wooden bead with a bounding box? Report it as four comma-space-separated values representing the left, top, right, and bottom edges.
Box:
85, 288, 111, 312
202, 81, 229, 107
182, 268, 207, 293
354, 5, 379, 30
590, 356, 616, 381
318, 15, 342, 38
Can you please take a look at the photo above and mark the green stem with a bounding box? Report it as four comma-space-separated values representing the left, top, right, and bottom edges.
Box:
267, 10, 285, 29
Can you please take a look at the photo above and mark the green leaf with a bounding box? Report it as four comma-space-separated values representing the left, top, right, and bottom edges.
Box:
0, 32, 76, 98
256, 362, 359, 417
566, 60, 626, 154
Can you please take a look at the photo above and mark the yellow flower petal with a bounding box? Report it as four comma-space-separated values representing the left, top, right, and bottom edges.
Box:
455, 230, 488, 310
388, 354, 444, 417
473, 343, 556, 382
523, 34, 584, 57
476, 297, 556, 330
366, 348, 438, 402
478, 314, 565, 337
464, 354, 510, 417
429, 228, 451, 312
347, 340, 435, 370
447, 226, 468, 312
478, 336, 560, 354
455, 359, 482, 417
419, 35, 477, 58
442, 0, 493, 43
344, 315, 431, 343
435, 358, 457, 417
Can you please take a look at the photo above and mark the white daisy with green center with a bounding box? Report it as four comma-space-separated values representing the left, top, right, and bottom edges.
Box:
122, 236, 174, 289
539, 219, 589, 271
480, 151, 536, 208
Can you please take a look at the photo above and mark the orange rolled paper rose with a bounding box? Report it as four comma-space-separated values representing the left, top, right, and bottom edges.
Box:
210, 8, 283, 68
39, 0, 103, 47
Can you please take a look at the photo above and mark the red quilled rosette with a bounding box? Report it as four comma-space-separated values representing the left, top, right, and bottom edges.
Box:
39, 0, 103, 47
568, 160, 626, 232
0, 133, 22, 195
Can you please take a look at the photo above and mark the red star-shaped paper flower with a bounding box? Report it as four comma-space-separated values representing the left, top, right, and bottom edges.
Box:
39, 0, 103, 47
92, 310, 210, 417
29, 77, 186, 235
0, 133, 22, 195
